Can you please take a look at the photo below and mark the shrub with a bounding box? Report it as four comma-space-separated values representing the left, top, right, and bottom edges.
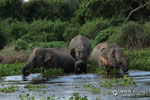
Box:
0, 63, 25, 77
95, 27, 115, 44
63, 25, 79, 42
108, 21, 148, 48
143, 22, 150, 47
8, 21, 29, 40
28, 19, 68, 42
79, 18, 110, 39
125, 49, 150, 70
16, 41, 67, 51
0, 29, 7, 50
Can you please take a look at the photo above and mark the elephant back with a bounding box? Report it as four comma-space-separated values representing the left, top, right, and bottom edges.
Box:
69, 35, 91, 55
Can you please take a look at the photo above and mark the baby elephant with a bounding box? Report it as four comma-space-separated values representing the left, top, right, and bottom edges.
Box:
91, 42, 128, 73
22, 48, 75, 79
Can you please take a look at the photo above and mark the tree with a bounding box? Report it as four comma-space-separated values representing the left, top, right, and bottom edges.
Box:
0, 0, 25, 20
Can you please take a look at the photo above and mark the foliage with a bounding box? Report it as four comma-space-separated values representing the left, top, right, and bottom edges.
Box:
143, 22, 150, 47
0, 63, 25, 77
19, 92, 89, 100
95, 27, 115, 44
119, 75, 135, 86
28, 19, 68, 42
42, 68, 64, 77
100, 75, 135, 87
0, 0, 25, 20
75, 0, 127, 23
70, 93, 88, 100
125, 48, 150, 70
63, 24, 79, 42
81, 83, 100, 94
24, 84, 47, 90
0, 19, 29, 40
0, 28, 7, 50
0, 86, 19, 93
23, 0, 65, 21
79, 18, 110, 39
108, 21, 150, 48
118, 21, 144, 48
16, 41, 67, 51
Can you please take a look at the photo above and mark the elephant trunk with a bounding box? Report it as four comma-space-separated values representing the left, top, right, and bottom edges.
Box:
22, 61, 33, 77
119, 58, 128, 72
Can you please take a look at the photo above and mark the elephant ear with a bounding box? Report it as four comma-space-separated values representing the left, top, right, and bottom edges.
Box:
99, 56, 108, 66
70, 49, 75, 59
44, 53, 51, 63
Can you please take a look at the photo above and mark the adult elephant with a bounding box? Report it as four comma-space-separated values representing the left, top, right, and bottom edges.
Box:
69, 35, 91, 73
22, 48, 75, 79
91, 42, 128, 73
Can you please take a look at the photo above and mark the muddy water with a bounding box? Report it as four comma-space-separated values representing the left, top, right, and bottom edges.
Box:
0, 71, 150, 100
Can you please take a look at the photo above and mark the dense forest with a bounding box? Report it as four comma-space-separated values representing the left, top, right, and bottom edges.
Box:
0, 0, 150, 50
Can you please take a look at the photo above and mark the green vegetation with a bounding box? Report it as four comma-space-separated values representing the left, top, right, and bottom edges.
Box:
0, 62, 63, 77
24, 84, 47, 90
0, 63, 25, 77
42, 68, 64, 77
100, 75, 135, 88
0, 86, 19, 93
119, 75, 135, 86
125, 49, 150, 71
82, 83, 100, 94
19, 93, 89, 100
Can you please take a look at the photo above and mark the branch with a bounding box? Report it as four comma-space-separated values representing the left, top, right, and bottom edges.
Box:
127, 0, 150, 21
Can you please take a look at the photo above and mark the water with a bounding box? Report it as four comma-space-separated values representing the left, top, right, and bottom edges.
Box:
0, 71, 150, 100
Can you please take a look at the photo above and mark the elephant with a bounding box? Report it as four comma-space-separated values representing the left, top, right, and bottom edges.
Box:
69, 35, 91, 73
22, 48, 75, 78
75, 60, 86, 74
91, 42, 128, 73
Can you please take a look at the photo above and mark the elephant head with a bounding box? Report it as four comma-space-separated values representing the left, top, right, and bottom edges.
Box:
75, 43, 88, 61
75, 60, 86, 74
99, 43, 128, 72
22, 48, 52, 78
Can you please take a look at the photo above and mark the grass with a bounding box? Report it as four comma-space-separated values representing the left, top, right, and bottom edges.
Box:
0, 86, 19, 93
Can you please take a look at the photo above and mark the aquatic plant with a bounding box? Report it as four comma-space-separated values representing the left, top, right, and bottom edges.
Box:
0, 86, 19, 93
24, 84, 47, 90
100, 79, 113, 88
42, 68, 64, 77
81, 83, 100, 94
100, 75, 135, 88
0, 63, 25, 77
119, 75, 135, 86
19, 93, 89, 100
